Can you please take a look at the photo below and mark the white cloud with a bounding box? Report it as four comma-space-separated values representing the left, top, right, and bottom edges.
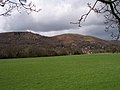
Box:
0, 0, 113, 39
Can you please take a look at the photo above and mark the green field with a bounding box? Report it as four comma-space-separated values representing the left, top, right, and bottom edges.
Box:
0, 54, 120, 90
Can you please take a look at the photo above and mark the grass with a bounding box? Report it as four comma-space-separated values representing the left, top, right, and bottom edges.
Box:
0, 54, 120, 90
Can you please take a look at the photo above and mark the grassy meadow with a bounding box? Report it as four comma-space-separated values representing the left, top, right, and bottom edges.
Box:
0, 54, 120, 90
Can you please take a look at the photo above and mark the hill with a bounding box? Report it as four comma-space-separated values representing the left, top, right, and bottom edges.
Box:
0, 32, 120, 58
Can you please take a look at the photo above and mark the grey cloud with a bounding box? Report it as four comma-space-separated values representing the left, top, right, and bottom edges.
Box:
3, 14, 34, 31
4, 13, 75, 32
2, 0, 88, 32
0, 0, 112, 40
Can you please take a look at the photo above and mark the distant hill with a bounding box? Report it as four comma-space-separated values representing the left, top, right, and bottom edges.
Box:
0, 32, 120, 58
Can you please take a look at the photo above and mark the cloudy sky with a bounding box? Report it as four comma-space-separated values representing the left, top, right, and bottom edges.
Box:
0, 0, 113, 40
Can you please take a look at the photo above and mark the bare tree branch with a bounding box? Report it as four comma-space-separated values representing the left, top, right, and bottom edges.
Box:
72, 0, 120, 40
0, 0, 41, 16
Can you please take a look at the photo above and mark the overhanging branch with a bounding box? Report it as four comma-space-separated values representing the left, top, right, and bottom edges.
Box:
0, 0, 41, 16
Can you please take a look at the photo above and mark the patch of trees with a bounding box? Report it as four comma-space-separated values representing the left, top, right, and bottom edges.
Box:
0, 32, 120, 59
0, 42, 120, 59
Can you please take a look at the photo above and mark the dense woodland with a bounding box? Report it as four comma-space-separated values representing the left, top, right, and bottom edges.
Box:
0, 32, 120, 58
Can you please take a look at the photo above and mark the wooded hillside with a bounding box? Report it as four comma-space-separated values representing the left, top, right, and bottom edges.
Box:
0, 32, 120, 58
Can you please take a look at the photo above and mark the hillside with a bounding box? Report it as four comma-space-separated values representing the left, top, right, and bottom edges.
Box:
0, 32, 120, 58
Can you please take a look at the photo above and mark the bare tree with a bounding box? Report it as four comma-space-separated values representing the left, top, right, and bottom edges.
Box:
71, 0, 120, 40
0, 0, 41, 16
